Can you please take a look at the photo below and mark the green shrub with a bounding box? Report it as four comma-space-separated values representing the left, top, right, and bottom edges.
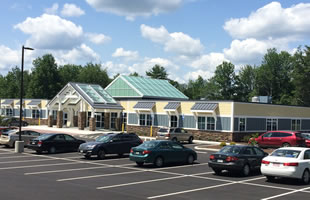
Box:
219, 141, 227, 147
229, 142, 236, 145
246, 133, 260, 146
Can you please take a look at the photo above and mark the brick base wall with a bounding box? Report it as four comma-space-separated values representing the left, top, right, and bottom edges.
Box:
47, 116, 53, 127
89, 117, 95, 131
57, 111, 63, 128
127, 125, 160, 137
78, 112, 86, 130
24, 118, 48, 125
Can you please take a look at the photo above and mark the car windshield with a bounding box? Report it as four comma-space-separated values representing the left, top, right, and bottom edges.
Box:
139, 141, 159, 148
96, 135, 114, 142
271, 149, 301, 158
219, 146, 242, 154
36, 134, 53, 140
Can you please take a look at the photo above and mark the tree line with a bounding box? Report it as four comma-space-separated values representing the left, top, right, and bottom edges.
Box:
0, 46, 310, 106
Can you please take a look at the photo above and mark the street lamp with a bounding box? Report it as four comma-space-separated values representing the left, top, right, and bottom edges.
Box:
16, 46, 34, 153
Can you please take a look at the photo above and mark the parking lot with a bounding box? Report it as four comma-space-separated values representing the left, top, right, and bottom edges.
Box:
0, 144, 310, 200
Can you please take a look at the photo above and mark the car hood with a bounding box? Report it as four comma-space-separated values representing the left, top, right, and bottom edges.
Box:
79, 141, 102, 148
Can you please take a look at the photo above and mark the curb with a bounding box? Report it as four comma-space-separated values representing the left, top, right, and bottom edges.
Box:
194, 146, 219, 152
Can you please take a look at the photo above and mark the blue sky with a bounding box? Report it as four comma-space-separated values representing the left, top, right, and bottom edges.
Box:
1, 0, 310, 83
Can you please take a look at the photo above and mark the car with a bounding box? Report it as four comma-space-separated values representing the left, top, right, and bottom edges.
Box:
301, 133, 310, 147
129, 140, 197, 167
1, 117, 28, 127
0, 127, 16, 137
156, 127, 194, 143
78, 133, 143, 159
261, 147, 310, 184
255, 131, 305, 148
28, 133, 85, 154
0, 129, 41, 147
208, 145, 268, 176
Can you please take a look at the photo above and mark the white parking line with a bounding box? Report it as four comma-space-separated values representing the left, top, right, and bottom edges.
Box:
0, 155, 34, 159
261, 186, 310, 200
0, 156, 81, 164
25, 166, 112, 175
196, 151, 208, 154
0, 162, 83, 170
0, 152, 15, 155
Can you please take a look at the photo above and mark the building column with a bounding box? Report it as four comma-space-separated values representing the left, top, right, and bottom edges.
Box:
115, 118, 121, 131
48, 115, 53, 127
89, 117, 96, 131
104, 112, 110, 129
78, 111, 86, 130
73, 115, 78, 127
57, 111, 63, 128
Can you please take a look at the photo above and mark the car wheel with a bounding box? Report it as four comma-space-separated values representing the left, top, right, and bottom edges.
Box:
154, 156, 164, 167
266, 176, 275, 182
241, 164, 250, 176
36, 150, 42, 154
188, 136, 194, 144
172, 137, 178, 142
213, 168, 222, 175
136, 162, 144, 167
97, 150, 106, 159
282, 142, 291, 147
48, 146, 56, 154
84, 155, 91, 159
187, 154, 195, 164
301, 170, 310, 185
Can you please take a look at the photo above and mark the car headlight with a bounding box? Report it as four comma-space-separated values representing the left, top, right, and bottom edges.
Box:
86, 144, 96, 149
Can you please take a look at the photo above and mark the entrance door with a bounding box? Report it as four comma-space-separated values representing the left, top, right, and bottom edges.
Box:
63, 112, 68, 126
95, 112, 104, 128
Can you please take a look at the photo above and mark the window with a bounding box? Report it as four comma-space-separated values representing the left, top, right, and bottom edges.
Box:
207, 117, 215, 130
304, 150, 310, 160
198, 116, 205, 130
111, 112, 118, 129
122, 113, 127, 130
6, 108, 13, 116
243, 147, 255, 155
53, 134, 65, 141
139, 114, 152, 126
32, 109, 40, 119
253, 147, 264, 156
267, 118, 277, 131
64, 134, 75, 141
170, 115, 178, 128
52, 110, 57, 120
292, 119, 301, 131
239, 118, 246, 131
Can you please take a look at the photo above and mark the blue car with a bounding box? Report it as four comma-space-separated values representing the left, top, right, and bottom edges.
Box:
130, 140, 197, 167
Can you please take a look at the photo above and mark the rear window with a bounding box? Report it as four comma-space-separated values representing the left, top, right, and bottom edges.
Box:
139, 141, 159, 148
36, 134, 53, 140
271, 149, 301, 158
96, 135, 114, 142
158, 128, 168, 132
219, 146, 242, 154
295, 133, 303, 138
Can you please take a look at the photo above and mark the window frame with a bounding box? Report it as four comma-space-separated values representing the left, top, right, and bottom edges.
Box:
292, 119, 301, 131
239, 118, 246, 132
170, 115, 178, 128
267, 118, 278, 131
32, 109, 40, 119
139, 113, 152, 126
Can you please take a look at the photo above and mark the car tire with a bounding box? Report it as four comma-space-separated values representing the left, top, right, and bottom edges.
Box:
282, 142, 291, 147
241, 164, 250, 176
188, 137, 194, 144
154, 156, 164, 167
301, 169, 310, 185
172, 137, 178, 142
136, 162, 144, 167
213, 168, 222, 175
36, 150, 42, 154
187, 154, 195, 164
84, 155, 91, 159
266, 176, 275, 182
97, 150, 106, 159
48, 146, 56, 154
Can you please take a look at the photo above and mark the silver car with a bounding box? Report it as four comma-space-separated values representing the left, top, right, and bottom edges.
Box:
156, 128, 194, 143
0, 130, 41, 147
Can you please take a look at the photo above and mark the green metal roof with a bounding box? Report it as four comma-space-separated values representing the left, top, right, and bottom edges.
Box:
76, 83, 116, 104
105, 75, 188, 100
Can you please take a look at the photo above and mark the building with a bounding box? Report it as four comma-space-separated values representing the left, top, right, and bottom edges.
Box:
1, 75, 310, 141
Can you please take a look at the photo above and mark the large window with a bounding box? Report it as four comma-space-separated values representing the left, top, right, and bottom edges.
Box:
267, 118, 277, 131
170, 115, 178, 128
239, 118, 246, 131
139, 114, 152, 126
6, 108, 13, 116
292, 119, 301, 131
52, 110, 57, 120
111, 112, 118, 129
32, 109, 40, 119
198, 116, 215, 130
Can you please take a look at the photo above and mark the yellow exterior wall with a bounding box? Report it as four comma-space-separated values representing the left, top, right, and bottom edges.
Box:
234, 103, 310, 118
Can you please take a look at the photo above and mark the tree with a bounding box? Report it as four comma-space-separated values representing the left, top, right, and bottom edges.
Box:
58, 64, 82, 86
27, 54, 61, 99
129, 72, 140, 77
77, 63, 111, 88
183, 76, 208, 100
146, 64, 168, 79
237, 65, 257, 102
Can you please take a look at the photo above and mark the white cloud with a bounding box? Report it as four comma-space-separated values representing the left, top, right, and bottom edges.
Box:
45, 3, 59, 15
85, 0, 184, 20
141, 24, 204, 57
224, 2, 310, 41
86, 33, 111, 45
191, 52, 227, 70
61, 3, 85, 17
0, 45, 19, 70
185, 70, 214, 81
112, 48, 139, 61
14, 14, 83, 50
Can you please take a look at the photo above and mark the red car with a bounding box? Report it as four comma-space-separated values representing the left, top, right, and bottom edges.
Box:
255, 131, 305, 148
301, 133, 310, 147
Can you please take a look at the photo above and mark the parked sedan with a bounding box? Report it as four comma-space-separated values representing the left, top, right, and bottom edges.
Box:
129, 140, 197, 167
28, 133, 85, 154
255, 131, 305, 148
2, 117, 28, 127
79, 133, 143, 159
156, 127, 194, 143
208, 145, 268, 176
0, 129, 41, 147
261, 147, 310, 184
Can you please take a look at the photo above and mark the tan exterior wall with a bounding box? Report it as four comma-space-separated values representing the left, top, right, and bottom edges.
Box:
234, 102, 310, 118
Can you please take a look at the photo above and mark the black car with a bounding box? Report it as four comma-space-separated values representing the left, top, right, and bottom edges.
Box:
2, 117, 28, 127
79, 133, 143, 159
28, 133, 85, 154
208, 145, 268, 176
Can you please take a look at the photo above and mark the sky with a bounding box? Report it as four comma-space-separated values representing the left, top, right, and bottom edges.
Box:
1, 0, 310, 83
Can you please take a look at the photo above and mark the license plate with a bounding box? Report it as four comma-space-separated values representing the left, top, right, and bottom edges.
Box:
217, 159, 223, 163
273, 163, 280, 167
135, 152, 140, 155
31, 141, 35, 144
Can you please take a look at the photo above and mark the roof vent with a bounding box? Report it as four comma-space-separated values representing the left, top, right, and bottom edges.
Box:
251, 96, 272, 104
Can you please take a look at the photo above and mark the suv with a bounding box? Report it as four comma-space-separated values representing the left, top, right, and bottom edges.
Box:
255, 131, 305, 148
156, 128, 194, 143
78, 133, 143, 159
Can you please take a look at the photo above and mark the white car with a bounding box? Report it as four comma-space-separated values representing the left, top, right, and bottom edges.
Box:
261, 147, 310, 184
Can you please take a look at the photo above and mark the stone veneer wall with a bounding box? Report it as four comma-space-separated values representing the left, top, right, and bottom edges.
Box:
56, 111, 63, 128
104, 113, 110, 129
89, 117, 96, 131
25, 118, 48, 125
127, 125, 160, 137
78, 112, 86, 130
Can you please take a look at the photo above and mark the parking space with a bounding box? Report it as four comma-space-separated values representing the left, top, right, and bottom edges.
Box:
0, 145, 309, 200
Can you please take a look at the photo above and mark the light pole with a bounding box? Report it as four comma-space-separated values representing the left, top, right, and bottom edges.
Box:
16, 46, 34, 153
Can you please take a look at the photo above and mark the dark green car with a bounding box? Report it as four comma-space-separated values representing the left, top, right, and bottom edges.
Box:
129, 140, 197, 167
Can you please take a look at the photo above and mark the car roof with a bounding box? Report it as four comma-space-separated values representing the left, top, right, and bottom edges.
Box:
276, 147, 310, 151
265, 131, 300, 133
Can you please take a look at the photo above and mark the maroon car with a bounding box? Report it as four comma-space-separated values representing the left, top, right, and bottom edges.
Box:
255, 131, 305, 148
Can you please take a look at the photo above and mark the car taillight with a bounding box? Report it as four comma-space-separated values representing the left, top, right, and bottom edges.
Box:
140, 139, 143, 143
142, 150, 151, 155
38, 141, 42, 146
261, 160, 270, 165
167, 133, 170, 137
130, 149, 133, 153
209, 155, 215, 160
283, 162, 299, 166
226, 156, 238, 162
